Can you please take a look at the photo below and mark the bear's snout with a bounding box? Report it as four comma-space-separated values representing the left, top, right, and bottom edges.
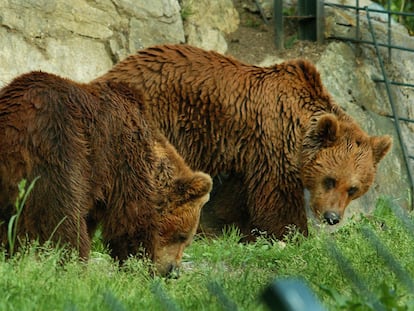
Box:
323, 211, 340, 225
165, 263, 180, 279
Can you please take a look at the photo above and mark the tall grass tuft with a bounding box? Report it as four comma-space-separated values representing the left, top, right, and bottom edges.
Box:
7, 177, 39, 256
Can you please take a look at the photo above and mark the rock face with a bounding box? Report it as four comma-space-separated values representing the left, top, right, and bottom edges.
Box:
0, 0, 186, 84
0, 0, 412, 219
181, 0, 239, 53
0, 0, 238, 86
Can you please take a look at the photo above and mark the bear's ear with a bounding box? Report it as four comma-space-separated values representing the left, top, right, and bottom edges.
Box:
370, 135, 393, 164
296, 60, 324, 96
173, 172, 213, 205
316, 114, 339, 147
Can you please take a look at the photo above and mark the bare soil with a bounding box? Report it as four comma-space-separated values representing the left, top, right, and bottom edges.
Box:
226, 0, 327, 65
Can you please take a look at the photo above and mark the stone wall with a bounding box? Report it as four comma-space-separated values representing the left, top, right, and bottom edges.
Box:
0, 0, 238, 85
182, 0, 239, 53
0, 0, 185, 84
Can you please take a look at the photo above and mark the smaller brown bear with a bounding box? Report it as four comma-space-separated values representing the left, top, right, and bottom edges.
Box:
0, 71, 212, 276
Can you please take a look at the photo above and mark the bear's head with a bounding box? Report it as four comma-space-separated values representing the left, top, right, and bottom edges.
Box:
301, 113, 392, 226
151, 141, 212, 277
154, 172, 212, 277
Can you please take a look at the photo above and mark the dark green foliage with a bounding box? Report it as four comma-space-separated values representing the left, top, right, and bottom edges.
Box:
374, 0, 414, 34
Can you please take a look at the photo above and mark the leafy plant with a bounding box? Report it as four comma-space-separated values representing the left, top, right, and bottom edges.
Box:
7, 177, 39, 256
374, 0, 414, 34
321, 281, 411, 311
243, 17, 262, 28
180, 1, 194, 22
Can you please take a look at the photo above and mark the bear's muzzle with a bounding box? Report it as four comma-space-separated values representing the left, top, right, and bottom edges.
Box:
323, 211, 340, 225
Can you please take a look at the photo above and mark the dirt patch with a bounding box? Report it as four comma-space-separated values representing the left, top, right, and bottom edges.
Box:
226, 0, 328, 65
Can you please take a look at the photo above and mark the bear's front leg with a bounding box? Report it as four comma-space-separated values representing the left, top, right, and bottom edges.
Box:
247, 181, 308, 240
104, 230, 155, 263
45, 213, 91, 259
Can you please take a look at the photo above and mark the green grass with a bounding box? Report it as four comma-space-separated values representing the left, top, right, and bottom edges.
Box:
1, 197, 414, 310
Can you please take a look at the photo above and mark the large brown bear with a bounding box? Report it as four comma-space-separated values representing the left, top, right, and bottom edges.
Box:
96, 44, 392, 239
0, 71, 212, 276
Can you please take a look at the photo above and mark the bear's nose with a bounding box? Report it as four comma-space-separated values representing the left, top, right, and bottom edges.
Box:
166, 264, 180, 279
323, 211, 340, 225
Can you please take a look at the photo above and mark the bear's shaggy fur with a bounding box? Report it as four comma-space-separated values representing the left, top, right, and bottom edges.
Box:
0, 71, 212, 275
96, 44, 392, 238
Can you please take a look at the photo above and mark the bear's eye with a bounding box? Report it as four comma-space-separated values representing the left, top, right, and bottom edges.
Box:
323, 177, 336, 190
348, 186, 358, 196
173, 233, 189, 243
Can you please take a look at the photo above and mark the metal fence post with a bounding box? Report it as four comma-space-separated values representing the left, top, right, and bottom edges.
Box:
274, 0, 284, 49
298, 0, 325, 43
298, 0, 317, 41
274, 0, 324, 48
